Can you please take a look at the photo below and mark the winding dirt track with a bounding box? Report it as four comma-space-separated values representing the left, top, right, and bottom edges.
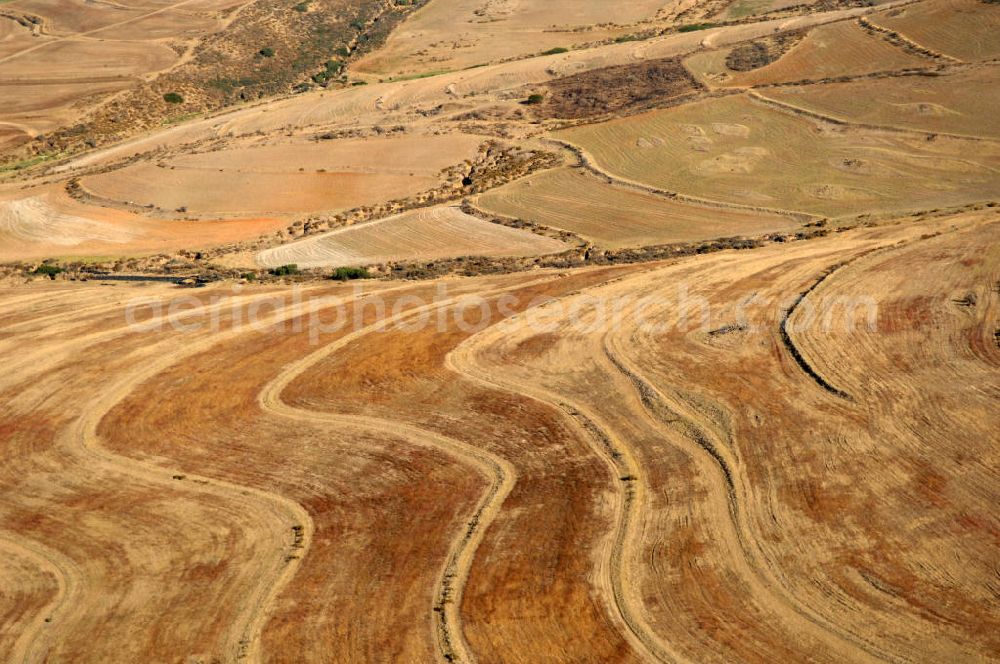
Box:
0, 210, 998, 662
256, 280, 547, 663
445, 296, 681, 664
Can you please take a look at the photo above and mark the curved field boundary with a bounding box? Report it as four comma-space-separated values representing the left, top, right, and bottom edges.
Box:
545, 136, 820, 222
780, 227, 966, 401
857, 16, 961, 64
0, 537, 83, 664
36, 287, 389, 662
444, 298, 684, 663
750, 61, 999, 92
72, 295, 320, 664
557, 406, 674, 663
256, 279, 565, 664
256, 206, 569, 270
459, 200, 589, 248
779, 261, 856, 400
603, 306, 894, 663
602, 340, 737, 511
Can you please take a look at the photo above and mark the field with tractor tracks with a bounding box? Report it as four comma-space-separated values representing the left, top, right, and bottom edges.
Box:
0, 0, 998, 661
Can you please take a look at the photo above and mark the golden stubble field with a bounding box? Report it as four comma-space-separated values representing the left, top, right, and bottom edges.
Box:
556, 94, 1000, 218
473, 167, 800, 248
1, 0, 999, 661
1, 211, 997, 661
256, 205, 568, 269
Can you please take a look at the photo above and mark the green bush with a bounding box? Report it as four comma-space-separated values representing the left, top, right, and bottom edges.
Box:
524, 93, 545, 105
312, 59, 344, 85
541, 47, 569, 55
678, 23, 715, 32
269, 264, 300, 276
330, 267, 369, 281
163, 92, 184, 104
31, 263, 63, 279
259, 47, 275, 57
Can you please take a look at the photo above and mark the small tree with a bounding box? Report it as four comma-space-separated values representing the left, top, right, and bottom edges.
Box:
163, 92, 184, 104
259, 47, 275, 58
524, 93, 545, 105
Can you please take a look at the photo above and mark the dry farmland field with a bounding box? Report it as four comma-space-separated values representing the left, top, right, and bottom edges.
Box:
0, 183, 287, 262
758, 65, 1000, 139
352, 0, 671, 79
257, 205, 568, 268
474, 167, 800, 248
871, 0, 1000, 61
683, 20, 930, 88
556, 93, 1000, 218
0, 0, 998, 662
80, 133, 484, 218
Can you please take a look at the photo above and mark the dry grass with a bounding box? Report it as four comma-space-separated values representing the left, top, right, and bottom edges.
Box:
256, 205, 568, 268
474, 167, 799, 248
1, 2, 999, 661
81, 133, 482, 217
556, 93, 1000, 217
759, 66, 1000, 138
873, 0, 1000, 62
684, 20, 929, 88
84, 164, 439, 217
8, 0, 241, 36
51, 9, 881, 176
712, 0, 820, 21
0, 0, 249, 145
352, 0, 667, 79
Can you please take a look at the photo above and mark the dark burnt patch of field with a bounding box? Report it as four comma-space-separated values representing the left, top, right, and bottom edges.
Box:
725, 31, 805, 72
531, 58, 702, 120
